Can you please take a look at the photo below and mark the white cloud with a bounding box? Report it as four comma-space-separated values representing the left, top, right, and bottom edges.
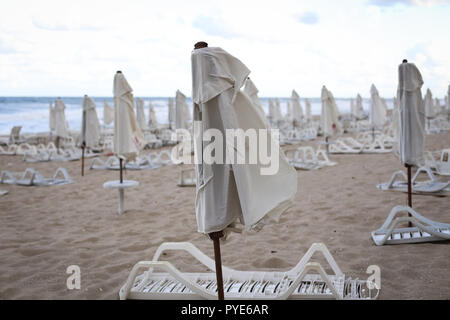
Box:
0, 0, 449, 98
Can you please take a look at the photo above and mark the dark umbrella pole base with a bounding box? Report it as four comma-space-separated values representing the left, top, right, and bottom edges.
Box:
209, 230, 225, 300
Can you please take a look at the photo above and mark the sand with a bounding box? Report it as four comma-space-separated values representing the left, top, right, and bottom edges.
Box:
0, 132, 449, 300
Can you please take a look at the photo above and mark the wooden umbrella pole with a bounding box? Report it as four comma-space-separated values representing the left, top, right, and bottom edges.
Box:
209, 230, 225, 300
120, 158, 123, 184
406, 164, 412, 227
193, 40, 225, 300
325, 136, 329, 154
81, 144, 85, 177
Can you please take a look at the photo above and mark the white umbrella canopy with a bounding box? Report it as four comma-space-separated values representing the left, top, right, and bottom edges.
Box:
54, 98, 69, 138
135, 97, 147, 131
175, 90, 191, 130
447, 86, 450, 118
305, 98, 312, 123
103, 101, 114, 125
350, 98, 355, 118
49, 103, 55, 132
113, 72, 145, 162
81, 95, 101, 148
168, 97, 175, 128
391, 96, 400, 154
424, 88, 436, 119
243, 77, 267, 125
268, 99, 277, 124
285, 101, 293, 122
191, 46, 297, 234
274, 98, 283, 123
355, 94, 365, 119
320, 86, 341, 137
396, 62, 425, 167
148, 101, 158, 127
370, 84, 387, 129
291, 90, 303, 126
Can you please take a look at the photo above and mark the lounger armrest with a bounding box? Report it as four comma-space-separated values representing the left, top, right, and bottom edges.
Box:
278, 262, 342, 300
119, 260, 218, 300
152, 242, 233, 273
291, 243, 344, 278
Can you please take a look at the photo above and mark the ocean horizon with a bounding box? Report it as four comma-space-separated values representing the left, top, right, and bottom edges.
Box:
0, 96, 404, 135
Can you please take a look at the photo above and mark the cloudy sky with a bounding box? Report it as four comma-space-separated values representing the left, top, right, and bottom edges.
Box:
0, 0, 449, 98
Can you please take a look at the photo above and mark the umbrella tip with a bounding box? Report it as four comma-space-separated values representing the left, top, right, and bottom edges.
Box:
402, 59, 408, 63
194, 41, 208, 50
116, 70, 122, 74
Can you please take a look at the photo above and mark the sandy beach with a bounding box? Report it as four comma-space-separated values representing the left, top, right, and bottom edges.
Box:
0, 131, 449, 300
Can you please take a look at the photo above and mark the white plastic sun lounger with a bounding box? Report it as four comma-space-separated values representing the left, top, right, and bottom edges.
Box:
285, 147, 336, 170
119, 242, 379, 300
329, 140, 363, 154
177, 168, 196, 187
425, 149, 450, 176
0, 168, 73, 186
90, 155, 162, 171
371, 206, 450, 245
377, 167, 450, 196
0, 144, 18, 155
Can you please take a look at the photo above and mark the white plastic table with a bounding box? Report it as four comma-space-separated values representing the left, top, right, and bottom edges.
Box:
103, 180, 139, 215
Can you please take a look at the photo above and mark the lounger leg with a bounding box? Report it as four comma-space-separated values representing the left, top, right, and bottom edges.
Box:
118, 189, 125, 215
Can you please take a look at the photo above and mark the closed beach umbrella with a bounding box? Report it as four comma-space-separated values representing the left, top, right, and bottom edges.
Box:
268, 99, 276, 123
447, 86, 450, 119
370, 84, 387, 129
397, 61, 425, 167
54, 98, 69, 138
274, 98, 283, 124
397, 61, 425, 210
168, 97, 175, 128
291, 90, 303, 126
191, 44, 297, 299
49, 102, 55, 132
192, 45, 297, 231
355, 94, 365, 119
305, 98, 312, 123
391, 96, 400, 154
175, 90, 190, 130
243, 77, 267, 125
113, 71, 145, 162
285, 101, 293, 122
424, 89, 435, 119
148, 101, 158, 127
350, 98, 355, 118
320, 86, 341, 137
135, 98, 147, 131
81, 95, 101, 148
104, 101, 114, 125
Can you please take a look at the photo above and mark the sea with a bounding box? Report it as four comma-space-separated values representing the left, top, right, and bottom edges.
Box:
0, 96, 398, 135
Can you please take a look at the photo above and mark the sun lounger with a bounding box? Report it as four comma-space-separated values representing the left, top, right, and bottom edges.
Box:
371, 205, 450, 245
119, 242, 379, 300
329, 140, 363, 154
425, 149, 450, 176
0, 144, 18, 155
377, 166, 450, 196
0, 168, 73, 186
285, 146, 336, 171
90, 155, 162, 170
177, 168, 196, 187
